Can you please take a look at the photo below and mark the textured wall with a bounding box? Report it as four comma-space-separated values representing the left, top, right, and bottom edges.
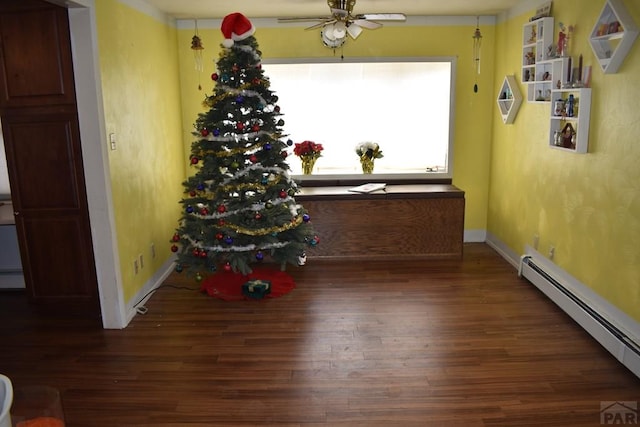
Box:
490, 0, 640, 322
96, 0, 185, 302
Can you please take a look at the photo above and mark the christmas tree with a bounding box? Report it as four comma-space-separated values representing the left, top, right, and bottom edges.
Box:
171, 13, 318, 277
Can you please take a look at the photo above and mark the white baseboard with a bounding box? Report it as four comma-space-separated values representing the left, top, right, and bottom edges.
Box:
464, 229, 487, 243
518, 244, 640, 378
125, 255, 176, 325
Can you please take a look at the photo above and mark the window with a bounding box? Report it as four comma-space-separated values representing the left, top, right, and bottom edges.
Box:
262, 57, 456, 182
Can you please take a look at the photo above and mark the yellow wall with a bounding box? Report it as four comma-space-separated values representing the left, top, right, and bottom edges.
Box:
490, 0, 640, 322
176, 22, 496, 232
95, 0, 185, 302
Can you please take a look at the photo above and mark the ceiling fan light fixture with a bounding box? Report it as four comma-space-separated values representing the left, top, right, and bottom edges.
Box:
323, 23, 336, 40
347, 23, 363, 39
333, 21, 347, 39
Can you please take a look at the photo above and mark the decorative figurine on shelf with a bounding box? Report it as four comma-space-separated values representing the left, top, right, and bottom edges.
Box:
528, 26, 537, 43
566, 94, 575, 117
557, 22, 575, 57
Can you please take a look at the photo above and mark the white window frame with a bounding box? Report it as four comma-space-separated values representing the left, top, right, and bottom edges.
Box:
262, 56, 456, 183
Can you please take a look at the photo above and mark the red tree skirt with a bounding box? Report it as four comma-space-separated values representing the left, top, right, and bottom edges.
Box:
200, 267, 296, 301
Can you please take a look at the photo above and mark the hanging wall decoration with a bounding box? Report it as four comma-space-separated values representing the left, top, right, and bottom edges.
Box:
191, 20, 204, 90
472, 16, 482, 93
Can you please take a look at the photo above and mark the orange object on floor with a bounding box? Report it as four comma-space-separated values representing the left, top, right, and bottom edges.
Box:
16, 417, 64, 427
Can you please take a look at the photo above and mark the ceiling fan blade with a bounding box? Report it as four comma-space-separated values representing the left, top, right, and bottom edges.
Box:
277, 16, 331, 23
352, 19, 382, 30
358, 13, 407, 21
346, 23, 363, 39
306, 19, 336, 30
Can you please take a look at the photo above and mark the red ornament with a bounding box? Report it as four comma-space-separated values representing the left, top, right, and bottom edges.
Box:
200, 128, 209, 137
281, 151, 288, 158
172, 233, 180, 242
199, 250, 207, 258
200, 207, 209, 215
170, 244, 178, 253
252, 78, 261, 85
211, 72, 219, 81
189, 190, 196, 197
232, 64, 239, 72
223, 263, 232, 272
279, 190, 288, 198
190, 157, 199, 165
274, 105, 281, 113
218, 219, 225, 226
192, 248, 200, 256
249, 154, 258, 163
251, 124, 260, 132
217, 205, 226, 213
255, 212, 262, 220
215, 233, 224, 240
236, 122, 245, 130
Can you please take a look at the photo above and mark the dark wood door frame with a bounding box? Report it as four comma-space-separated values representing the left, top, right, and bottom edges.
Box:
0, 0, 125, 328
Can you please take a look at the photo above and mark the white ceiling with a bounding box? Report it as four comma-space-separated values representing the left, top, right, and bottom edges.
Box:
143, 0, 529, 20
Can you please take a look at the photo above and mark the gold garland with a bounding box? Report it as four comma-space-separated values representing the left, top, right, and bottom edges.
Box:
225, 214, 303, 236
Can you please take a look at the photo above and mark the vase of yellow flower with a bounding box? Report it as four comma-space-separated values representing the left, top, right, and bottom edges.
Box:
355, 142, 383, 174
294, 140, 323, 175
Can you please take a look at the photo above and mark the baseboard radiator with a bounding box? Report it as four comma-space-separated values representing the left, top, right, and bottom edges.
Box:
518, 247, 640, 378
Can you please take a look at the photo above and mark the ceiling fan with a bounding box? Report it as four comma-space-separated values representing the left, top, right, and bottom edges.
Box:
277, 0, 406, 48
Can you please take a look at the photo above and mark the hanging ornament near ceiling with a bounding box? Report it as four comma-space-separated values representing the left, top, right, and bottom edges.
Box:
191, 20, 204, 90
472, 16, 482, 93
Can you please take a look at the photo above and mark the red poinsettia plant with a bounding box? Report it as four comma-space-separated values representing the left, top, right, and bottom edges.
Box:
293, 140, 323, 159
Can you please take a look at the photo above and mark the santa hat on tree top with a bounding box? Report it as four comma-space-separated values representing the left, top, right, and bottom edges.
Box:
221, 12, 255, 48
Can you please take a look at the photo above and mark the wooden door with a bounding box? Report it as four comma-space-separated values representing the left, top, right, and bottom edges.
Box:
0, 0, 100, 319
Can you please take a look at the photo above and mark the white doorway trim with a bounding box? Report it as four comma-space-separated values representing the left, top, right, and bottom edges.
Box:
56, 0, 126, 328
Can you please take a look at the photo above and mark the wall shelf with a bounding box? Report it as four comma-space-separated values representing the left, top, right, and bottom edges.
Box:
496, 75, 522, 124
589, 0, 639, 74
548, 88, 591, 154
522, 17, 556, 102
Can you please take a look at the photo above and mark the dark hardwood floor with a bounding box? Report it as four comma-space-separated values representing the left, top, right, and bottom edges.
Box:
1, 243, 638, 426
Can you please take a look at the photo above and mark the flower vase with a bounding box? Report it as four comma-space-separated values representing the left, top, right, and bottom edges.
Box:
360, 156, 374, 174
301, 156, 317, 175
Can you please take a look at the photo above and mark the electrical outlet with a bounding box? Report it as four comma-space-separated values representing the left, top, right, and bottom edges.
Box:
133, 259, 139, 275
150, 242, 156, 259
109, 133, 116, 150
549, 246, 555, 260
533, 234, 539, 250
139, 253, 144, 269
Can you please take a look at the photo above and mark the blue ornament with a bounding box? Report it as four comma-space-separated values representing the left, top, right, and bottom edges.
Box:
264, 143, 272, 151
255, 251, 264, 261
236, 95, 245, 103
213, 129, 220, 136
224, 236, 233, 244
302, 214, 310, 222
197, 183, 205, 191
186, 206, 194, 213
261, 177, 268, 184
286, 139, 293, 146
